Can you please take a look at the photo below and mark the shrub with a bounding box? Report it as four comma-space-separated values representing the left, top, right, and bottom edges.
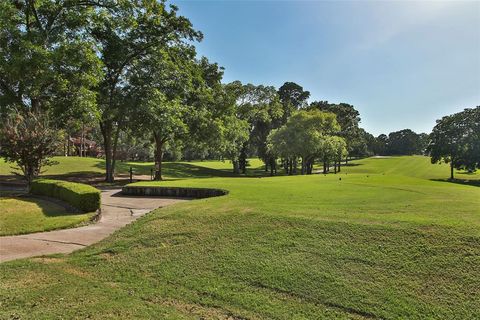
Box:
30, 179, 100, 212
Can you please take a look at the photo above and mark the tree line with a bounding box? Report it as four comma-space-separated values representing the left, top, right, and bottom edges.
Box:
0, 0, 478, 186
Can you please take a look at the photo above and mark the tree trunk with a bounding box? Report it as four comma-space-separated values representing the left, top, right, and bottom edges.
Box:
289, 158, 293, 175
305, 158, 312, 174
450, 161, 454, 180
100, 121, 115, 183
240, 144, 247, 174
82, 123, 87, 157
67, 135, 71, 156
233, 160, 240, 174
80, 123, 84, 157
110, 124, 122, 181
323, 160, 327, 174
338, 159, 341, 172
154, 135, 164, 180
24, 163, 35, 193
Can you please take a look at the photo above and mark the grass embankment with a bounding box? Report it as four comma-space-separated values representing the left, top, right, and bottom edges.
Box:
30, 179, 101, 212
0, 195, 94, 236
0, 180, 99, 235
0, 156, 479, 319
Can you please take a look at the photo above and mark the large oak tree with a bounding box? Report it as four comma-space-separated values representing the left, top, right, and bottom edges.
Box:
91, 0, 202, 182
0, 0, 101, 119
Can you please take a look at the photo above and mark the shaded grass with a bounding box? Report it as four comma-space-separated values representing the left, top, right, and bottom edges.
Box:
0, 157, 265, 181
0, 196, 94, 236
0, 156, 479, 318
2, 155, 476, 182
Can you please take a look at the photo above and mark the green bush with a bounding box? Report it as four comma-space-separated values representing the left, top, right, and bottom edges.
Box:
30, 179, 100, 212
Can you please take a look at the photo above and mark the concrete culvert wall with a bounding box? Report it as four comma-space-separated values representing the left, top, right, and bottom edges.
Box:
122, 186, 229, 199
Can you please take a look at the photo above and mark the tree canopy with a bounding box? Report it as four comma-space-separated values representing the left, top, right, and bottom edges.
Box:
0, 112, 60, 189
268, 110, 342, 175
0, 0, 101, 120
428, 106, 480, 179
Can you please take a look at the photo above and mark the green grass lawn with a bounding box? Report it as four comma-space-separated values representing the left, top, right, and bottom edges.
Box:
0, 156, 479, 319
0, 195, 94, 236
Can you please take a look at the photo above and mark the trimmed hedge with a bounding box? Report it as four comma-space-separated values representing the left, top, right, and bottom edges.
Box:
30, 179, 100, 212
122, 185, 228, 198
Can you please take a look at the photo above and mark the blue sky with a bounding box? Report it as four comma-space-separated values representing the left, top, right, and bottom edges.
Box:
174, 0, 480, 136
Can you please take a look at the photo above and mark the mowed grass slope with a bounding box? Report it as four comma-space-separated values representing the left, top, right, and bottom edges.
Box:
0, 195, 94, 235
1, 156, 479, 319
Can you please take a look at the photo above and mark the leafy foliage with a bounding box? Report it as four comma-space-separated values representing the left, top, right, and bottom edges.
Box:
0, 112, 60, 188
268, 110, 342, 174
278, 81, 310, 121
387, 129, 423, 155
428, 106, 480, 178
91, 0, 203, 181
308, 101, 365, 157
0, 0, 101, 120
235, 82, 283, 171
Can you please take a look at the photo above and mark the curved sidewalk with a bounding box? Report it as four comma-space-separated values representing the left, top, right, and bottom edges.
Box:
0, 188, 188, 263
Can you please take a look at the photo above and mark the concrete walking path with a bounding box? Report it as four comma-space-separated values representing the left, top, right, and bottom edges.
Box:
0, 188, 188, 263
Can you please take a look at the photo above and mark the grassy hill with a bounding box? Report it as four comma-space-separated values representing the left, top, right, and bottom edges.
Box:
1, 156, 479, 319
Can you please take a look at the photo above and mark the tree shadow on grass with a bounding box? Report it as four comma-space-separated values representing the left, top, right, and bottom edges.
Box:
3, 195, 82, 217
342, 163, 363, 167
430, 178, 480, 188
98, 161, 270, 179
2, 160, 280, 188
94, 161, 227, 179
163, 162, 235, 179
0, 195, 91, 236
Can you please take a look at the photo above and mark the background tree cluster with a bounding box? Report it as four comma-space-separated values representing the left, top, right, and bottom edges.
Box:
372, 129, 429, 156
427, 106, 480, 179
